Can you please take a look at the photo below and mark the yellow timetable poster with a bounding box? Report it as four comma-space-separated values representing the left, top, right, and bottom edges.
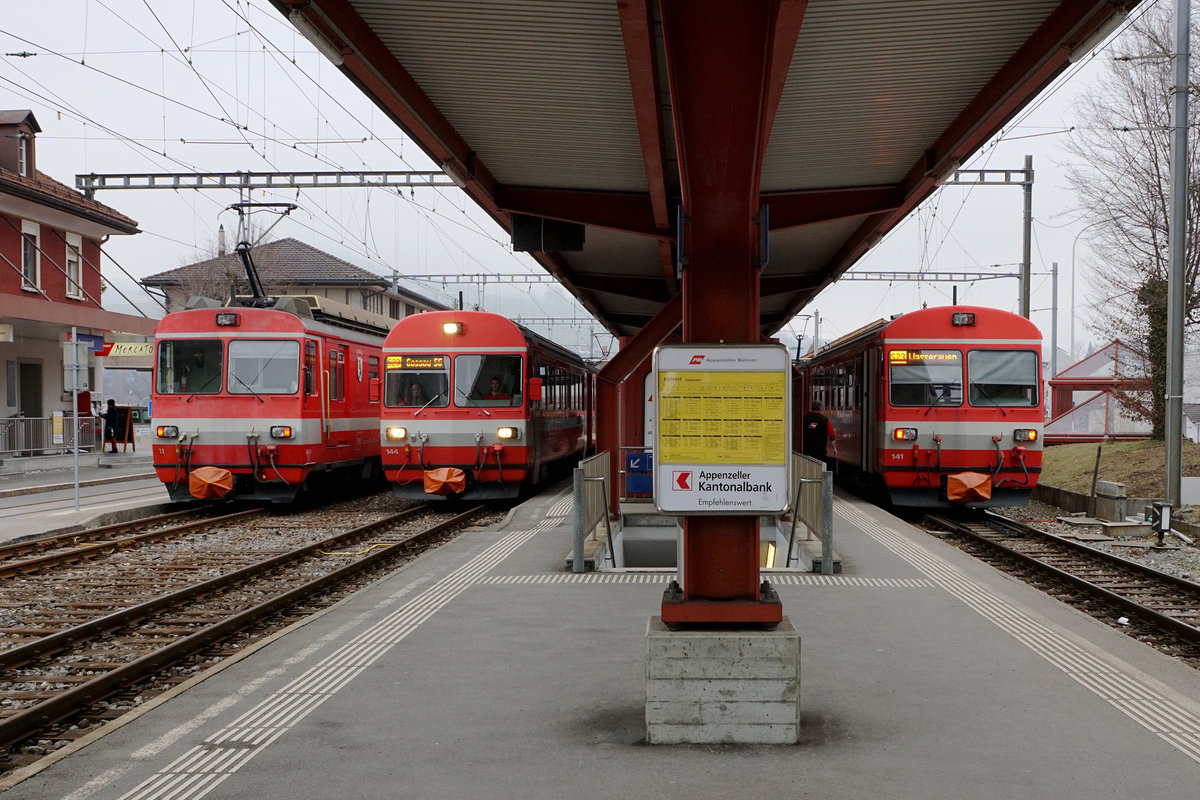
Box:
657, 370, 787, 465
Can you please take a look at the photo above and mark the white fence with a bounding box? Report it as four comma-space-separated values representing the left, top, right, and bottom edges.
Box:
0, 415, 99, 457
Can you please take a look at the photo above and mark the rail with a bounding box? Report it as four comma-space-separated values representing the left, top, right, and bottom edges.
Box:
0, 415, 99, 457
573, 451, 612, 573
787, 452, 834, 574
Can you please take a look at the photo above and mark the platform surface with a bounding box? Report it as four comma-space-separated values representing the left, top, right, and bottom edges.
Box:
5, 484, 1200, 799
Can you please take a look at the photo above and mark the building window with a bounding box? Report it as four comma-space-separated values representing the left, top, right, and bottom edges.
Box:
66, 233, 82, 298
17, 135, 27, 176
406, 303, 415, 316
21, 221, 38, 291
389, 298, 400, 319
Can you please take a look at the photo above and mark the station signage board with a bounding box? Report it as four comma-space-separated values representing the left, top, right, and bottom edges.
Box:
652, 344, 791, 514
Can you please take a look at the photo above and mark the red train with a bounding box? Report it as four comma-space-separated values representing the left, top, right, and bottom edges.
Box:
801, 305, 1043, 507
380, 310, 592, 501
151, 295, 391, 503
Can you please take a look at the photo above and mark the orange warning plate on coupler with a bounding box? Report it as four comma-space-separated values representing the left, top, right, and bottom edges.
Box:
188, 466, 234, 499
424, 467, 467, 495
946, 471, 992, 503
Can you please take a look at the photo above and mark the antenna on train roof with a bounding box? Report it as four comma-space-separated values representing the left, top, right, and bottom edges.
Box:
226, 201, 298, 308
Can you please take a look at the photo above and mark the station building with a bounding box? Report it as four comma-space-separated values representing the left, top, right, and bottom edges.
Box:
0, 109, 153, 455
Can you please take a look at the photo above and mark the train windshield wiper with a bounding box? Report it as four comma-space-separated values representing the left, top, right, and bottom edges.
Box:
412, 394, 440, 417
184, 373, 220, 403
969, 382, 1007, 416
923, 385, 953, 416
455, 385, 490, 416
229, 372, 265, 403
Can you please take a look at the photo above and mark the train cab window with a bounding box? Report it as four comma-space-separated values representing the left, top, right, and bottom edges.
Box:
887, 349, 962, 407
384, 355, 449, 408
227, 340, 300, 394
968, 350, 1039, 407
454, 354, 522, 408
156, 339, 223, 394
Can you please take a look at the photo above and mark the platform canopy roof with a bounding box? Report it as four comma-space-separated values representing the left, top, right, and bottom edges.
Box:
268, 0, 1137, 338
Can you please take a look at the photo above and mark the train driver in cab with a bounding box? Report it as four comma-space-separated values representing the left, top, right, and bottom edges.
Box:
482, 376, 511, 401
405, 382, 428, 406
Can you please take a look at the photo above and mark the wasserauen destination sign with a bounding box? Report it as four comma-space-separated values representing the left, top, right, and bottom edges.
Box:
653, 344, 791, 514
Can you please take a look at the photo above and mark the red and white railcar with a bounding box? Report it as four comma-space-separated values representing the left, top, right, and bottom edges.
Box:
380, 310, 591, 501
151, 296, 389, 503
802, 305, 1043, 507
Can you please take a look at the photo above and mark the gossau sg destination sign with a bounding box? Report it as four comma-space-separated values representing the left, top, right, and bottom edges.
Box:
653, 344, 791, 514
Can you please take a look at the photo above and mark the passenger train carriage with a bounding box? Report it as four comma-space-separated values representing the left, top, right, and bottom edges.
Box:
381, 310, 592, 501
151, 295, 391, 503
802, 305, 1043, 507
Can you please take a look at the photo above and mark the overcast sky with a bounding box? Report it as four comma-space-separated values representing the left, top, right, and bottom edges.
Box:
0, 0, 1160, 361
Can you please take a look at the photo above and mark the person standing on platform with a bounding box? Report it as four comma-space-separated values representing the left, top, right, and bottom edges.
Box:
103, 398, 119, 454
803, 400, 836, 469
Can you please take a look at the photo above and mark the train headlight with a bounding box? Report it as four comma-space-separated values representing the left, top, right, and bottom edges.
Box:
497, 426, 519, 440
1014, 428, 1038, 443
270, 425, 295, 439
156, 425, 179, 439
385, 426, 408, 441
442, 321, 464, 335
893, 427, 917, 441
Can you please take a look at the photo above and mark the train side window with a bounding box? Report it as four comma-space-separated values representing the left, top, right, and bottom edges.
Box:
967, 350, 1039, 407
304, 341, 318, 395
328, 348, 346, 401
368, 356, 380, 403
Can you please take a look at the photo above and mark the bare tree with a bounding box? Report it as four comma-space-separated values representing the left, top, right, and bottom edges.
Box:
1064, 6, 1200, 437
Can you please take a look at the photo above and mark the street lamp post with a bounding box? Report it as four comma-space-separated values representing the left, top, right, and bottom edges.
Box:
1070, 219, 1106, 361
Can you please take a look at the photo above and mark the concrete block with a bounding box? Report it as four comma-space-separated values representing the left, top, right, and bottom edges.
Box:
647, 723, 800, 745
1096, 480, 1127, 498
645, 616, 800, 745
646, 678, 798, 703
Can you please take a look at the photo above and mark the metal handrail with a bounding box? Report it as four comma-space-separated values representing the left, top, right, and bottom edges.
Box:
786, 452, 834, 574
572, 452, 612, 573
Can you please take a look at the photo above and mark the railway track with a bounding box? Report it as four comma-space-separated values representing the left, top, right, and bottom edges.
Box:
0, 507, 260, 577
0, 499, 485, 773
924, 511, 1200, 667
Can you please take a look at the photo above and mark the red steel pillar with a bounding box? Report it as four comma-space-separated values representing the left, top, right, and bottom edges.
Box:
659, 0, 782, 625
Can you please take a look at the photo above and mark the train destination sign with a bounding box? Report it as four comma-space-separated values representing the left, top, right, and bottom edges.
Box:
386, 355, 446, 370
652, 344, 791, 514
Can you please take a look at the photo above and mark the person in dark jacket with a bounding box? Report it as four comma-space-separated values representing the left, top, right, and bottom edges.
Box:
103, 399, 119, 454
802, 400, 836, 467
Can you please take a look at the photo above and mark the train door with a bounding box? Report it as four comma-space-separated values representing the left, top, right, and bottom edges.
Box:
861, 351, 875, 468
303, 339, 322, 437
325, 342, 348, 446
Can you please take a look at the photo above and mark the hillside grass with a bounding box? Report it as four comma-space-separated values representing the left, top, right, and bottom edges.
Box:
1040, 440, 1200, 499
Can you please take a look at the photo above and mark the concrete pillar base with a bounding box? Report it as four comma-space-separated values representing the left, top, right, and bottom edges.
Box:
645, 616, 800, 744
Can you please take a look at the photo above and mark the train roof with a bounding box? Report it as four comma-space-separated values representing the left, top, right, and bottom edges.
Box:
384, 310, 589, 367
804, 306, 1041, 364
155, 296, 389, 345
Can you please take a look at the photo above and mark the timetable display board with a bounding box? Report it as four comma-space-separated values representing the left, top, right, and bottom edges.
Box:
653, 344, 791, 514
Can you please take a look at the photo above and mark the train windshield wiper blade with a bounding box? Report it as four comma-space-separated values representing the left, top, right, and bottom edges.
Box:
413, 394, 440, 417
969, 382, 1007, 416
230, 372, 265, 403
455, 385, 490, 416
184, 373, 220, 403
923, 386, 952, 416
